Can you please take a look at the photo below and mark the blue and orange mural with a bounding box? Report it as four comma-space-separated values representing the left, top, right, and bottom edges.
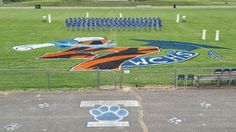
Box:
13, 37, 227, 70
133, 39, 227, 59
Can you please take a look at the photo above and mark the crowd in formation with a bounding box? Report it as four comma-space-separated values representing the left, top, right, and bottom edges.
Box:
65, 17, 162, 31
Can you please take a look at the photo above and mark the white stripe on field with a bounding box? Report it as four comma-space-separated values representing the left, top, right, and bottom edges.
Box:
80, 100, 139, 107
87, 121, 129, 127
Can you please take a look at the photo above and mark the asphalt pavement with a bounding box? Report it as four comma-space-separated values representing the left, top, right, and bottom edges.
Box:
0, 88, 236, 132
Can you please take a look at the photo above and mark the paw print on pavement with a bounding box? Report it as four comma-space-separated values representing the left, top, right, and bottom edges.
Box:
38, 102, 49, 109
89, 105, 129, 121
200, 102, 211, 108
4, 123, 21, 131
168, 117, 185, 124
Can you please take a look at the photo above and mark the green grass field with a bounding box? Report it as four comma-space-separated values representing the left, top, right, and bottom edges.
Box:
0, 8, 236, 90
1, 0, 236, 7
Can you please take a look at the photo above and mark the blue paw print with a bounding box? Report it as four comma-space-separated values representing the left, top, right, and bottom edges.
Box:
89, 105, 129, 121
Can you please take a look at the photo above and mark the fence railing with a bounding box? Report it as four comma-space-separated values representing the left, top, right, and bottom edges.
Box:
0, 67, 235, 91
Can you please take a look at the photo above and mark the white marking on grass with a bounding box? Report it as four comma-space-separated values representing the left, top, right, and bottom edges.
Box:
124, 70, 130, 74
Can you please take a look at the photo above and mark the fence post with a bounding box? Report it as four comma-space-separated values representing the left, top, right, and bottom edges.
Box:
175, 68, 177, 88
120, 69, 124, 89
114, 71, 117, 89
96, 67, 100, 90
47, 70, 50, 90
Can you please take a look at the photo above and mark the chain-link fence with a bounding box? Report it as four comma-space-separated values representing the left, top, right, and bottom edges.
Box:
0, 67, 235, 91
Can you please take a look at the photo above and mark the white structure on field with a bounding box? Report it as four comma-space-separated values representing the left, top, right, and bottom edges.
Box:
215, 30, 220, 41
48, 14, 51, 23
86, 12, 89, 18
202, 29, 207, 40
120, 13, 122, 18
176, 14, 180, 23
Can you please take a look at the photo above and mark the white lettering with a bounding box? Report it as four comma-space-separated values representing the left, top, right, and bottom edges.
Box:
149, 57, 169, 64
164, 55, 184, 62
175, 51, 193, 58
128, 58, 148, 65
